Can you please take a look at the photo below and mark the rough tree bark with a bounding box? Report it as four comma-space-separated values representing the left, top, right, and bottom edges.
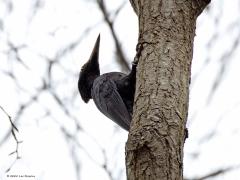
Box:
126, 1, 210, 180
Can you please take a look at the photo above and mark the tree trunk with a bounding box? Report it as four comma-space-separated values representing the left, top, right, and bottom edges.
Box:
126, 1, 210, 180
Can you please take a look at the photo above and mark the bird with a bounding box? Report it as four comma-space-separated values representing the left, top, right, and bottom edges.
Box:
78, 34, 137, 131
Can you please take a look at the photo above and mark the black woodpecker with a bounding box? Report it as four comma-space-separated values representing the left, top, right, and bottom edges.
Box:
78, 34, 137, 131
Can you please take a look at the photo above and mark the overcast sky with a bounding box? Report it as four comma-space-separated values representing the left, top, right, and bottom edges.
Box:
1, 0, 240, 180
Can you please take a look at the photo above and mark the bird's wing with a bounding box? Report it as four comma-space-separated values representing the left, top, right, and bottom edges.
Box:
92, 76, 131, 131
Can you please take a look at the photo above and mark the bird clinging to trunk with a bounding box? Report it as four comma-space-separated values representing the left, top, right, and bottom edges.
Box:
78, 34, 137, 131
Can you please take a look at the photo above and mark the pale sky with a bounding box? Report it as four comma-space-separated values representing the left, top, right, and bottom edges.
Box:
1, 0, 240, 180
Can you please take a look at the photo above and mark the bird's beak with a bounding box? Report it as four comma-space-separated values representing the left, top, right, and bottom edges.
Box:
88, 34, 100, 65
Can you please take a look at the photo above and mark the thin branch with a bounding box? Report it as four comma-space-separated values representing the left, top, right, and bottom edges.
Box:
0, 105, 22, 172
96, 0, 130, 72
101, 149, 114, 180
185, 166, 239, 180
0, 84, 45, 146
206, 22, 240, 104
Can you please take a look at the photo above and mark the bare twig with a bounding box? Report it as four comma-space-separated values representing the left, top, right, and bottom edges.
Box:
96, 0, 130, 72
0, 105, 22, 172
184, 166, 239, 180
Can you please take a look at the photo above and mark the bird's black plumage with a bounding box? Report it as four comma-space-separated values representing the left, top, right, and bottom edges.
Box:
78, 34, 137, 131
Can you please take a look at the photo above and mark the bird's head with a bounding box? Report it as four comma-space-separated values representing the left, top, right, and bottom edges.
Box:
78, 34, 100, 103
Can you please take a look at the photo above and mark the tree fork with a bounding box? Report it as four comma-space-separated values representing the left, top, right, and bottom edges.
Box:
126, 1, 210, 180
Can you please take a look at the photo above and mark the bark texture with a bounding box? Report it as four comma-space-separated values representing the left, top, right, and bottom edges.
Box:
126, 1, 210, 180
